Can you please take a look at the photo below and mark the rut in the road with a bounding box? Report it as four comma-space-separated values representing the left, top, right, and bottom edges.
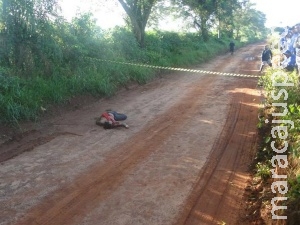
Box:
2, 43, 263, 225
175, 78, 259, 224
15, 75, 219, 225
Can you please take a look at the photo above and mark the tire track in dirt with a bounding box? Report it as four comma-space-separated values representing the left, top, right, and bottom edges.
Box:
14, 75, 220, 225
176, 83, 259, 225
174, 45, 261, 225
0, 131, 83, 163
1, 43, 262, 225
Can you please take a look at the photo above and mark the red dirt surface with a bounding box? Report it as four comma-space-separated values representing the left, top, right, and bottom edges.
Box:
0, 43, 265, 225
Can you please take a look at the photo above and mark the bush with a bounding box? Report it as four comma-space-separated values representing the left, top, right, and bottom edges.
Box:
0, 24, 242, 125
258, 68, 300, 221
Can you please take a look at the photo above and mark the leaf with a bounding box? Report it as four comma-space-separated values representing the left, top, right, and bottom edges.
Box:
289, 104, 296, 113
265, 136, 271, 144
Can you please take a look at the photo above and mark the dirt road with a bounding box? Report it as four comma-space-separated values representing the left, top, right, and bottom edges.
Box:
0, 43, 264, 225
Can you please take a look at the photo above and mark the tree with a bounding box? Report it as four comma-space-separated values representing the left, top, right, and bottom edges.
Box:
0, 0, 61, 75
117, 0, 158, 47
233, 1, 266, 41
171, 0, 241, 41
214, 0, 240, 38
170, 0, 217, 41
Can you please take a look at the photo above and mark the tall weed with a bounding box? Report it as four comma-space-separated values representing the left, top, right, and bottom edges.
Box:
1, 28, 243, 125
258, 68, 300, 220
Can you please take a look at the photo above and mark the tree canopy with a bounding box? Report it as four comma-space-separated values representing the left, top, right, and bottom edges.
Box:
117, 0, 158, 47
1, 0, 61, 75
0, 0, 268, 76
115, 0, 267, 43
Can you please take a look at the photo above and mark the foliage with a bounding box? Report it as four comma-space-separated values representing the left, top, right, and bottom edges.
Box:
258, 68, 300, 221
288, 174, 300, 200
274, 27, 285, 34
233, 1, 267, 41
0, 0, 61, 76
255, 161, 271, 181
0, 25, 238, 125
0, 0, 266, 125
169, 0, 266, 41
117, 0, 158, 47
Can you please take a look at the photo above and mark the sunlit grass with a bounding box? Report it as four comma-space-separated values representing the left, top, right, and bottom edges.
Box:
0, 30, 244, 125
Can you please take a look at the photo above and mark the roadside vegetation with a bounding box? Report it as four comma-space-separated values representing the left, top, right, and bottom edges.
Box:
0, 28, 249, 125
0, 0, 267, 126
250, 64, 300, 224
4, 0, 300, 223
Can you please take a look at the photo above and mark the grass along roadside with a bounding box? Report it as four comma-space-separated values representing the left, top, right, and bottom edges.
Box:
0, 31, 248, 126
244, 67, 300, 225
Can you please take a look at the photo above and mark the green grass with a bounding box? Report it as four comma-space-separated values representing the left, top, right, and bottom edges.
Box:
0, 30, 243, 125
257, 67, 300, 220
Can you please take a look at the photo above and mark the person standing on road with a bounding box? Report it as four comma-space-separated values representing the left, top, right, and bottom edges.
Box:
229, 41, 235, 55
259, 45, 273, 72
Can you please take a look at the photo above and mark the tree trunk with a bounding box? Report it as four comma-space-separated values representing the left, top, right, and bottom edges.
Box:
117, 0, 156, 48
200, 19, 209, 42
129, 15, 146, 48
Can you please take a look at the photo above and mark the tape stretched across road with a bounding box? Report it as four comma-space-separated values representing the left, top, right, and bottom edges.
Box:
86, 57, 260, 78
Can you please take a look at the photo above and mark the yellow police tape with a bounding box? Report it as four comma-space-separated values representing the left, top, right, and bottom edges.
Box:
85, 57, 260, 78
